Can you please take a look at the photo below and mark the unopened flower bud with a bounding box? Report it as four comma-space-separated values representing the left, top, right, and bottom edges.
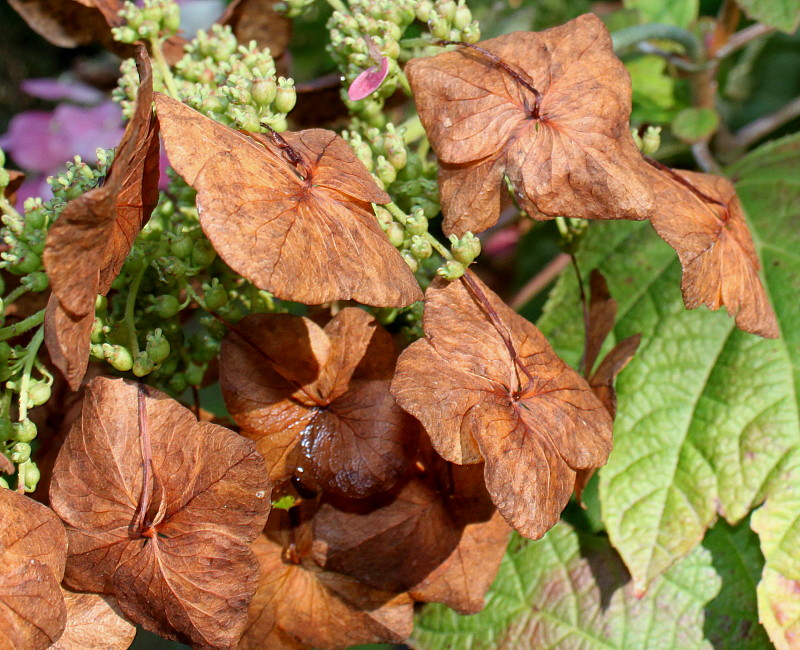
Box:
374, 205, 393, 230
12, 419, 37, 443
449, 232, 481, 264
22, 271, 48, 292
10, 442, 31, 464
453, 2, 472, 30
461, 21, 481, 44
151, 294, 181, 319
191, 239, 217, 267
26, 382, 51, 408
0, 169, 9, 189
642, 126, 662, 155
133, 351, 156, 377
375, 155, 397, 185
203, 280, 229, 310
252, 77, 278, 107
103, 344, 134, 372
20, 461, 40, 493
274, 82, 297, 114
429, 14, 450, 40
401, 251, 419, 273
436, 0, 458, 21
437, 259, 466, 280
146, 329, 171, 364
386, 222, 405, 248
405, 209, 428, 235
416, 1, 433, 22
162, 3, 180, 33
410, 235, 433, 259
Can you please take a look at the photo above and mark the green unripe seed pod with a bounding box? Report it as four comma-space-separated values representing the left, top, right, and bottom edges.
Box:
401, 251, 419, 273
416, 1, 433, 22
203, 281, 229, 311
114, 26, 138, 43
462, 21, 481, 44
437, 0, 458, 21
274, 85, 297, 114
152, 294, 181, 319
133, 351, 155, 377
405, 210, 428, 236
90, 344, 105, 360
22, 271, 49, 293
27, 382, 51, 408
375, 156, 397, 185
437, 259, 467, 280
374, 206, 393, 230
12, 420, 37, 443
10, 442, 31, 464
410, 235, 433, 260
146, 330, 170, 364
191, 240, 217, 268
450, 232, 481, 264
252, 78, 278, 107
642, 126, 662, 156
453, 3, 472, 30
170, 234, 194, 259
20, 461, 40, 492
386, 222, 405, 248
103, 344, 134, 372
429, 14, 450, 40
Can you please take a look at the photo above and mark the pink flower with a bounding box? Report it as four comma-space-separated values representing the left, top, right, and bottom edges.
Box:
347, 57, 390, 102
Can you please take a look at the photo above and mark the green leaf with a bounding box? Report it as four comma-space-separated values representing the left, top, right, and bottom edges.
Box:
624, 0, 699, 28
538, 133, 800, 646
702, 517, 771, 648
734, 0, 800, 34
627, 55, 678, 124
413, 522, 720, 649
671, 107, 720, 142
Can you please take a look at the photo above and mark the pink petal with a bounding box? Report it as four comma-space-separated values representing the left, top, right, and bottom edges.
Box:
21, 78, 103, 104
347, 57, 390, 102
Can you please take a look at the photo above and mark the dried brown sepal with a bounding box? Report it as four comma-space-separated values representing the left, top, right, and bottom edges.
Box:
50, 591, 135, 650
44, 295, 93, 393
649, 168, 778, 339
406, 13, 656, 236
0, 559, 67, 650
218, 0, 291, 59
44, 44, 159, 319
4, 171, 25, 204
220, 308, 418, 498
390, 272, 613, 539
584, 270, 616, 375
240, 524, 413, 650
49, 377, 271, 649
155, 93, 422, 307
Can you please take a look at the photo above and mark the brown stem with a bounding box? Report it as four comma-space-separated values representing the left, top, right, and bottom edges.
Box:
510, 252, 571, 310
645, 156, 730, 219
130, 384, 153, 537
714, 23, 774, 59
460, 272, 535, 396
437, 39, 542, 118
731, 95, 800, 150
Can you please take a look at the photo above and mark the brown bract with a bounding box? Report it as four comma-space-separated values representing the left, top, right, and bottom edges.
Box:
155, 93, 422, 307
390, 272, 613, 539
44, 44, 160, 390
649, 168, 778, 339
406, 13, 655, 236
218, 0, 291, 60
239, 514, 413, 650
51, 591, 135, 650
0, 489, 68, 649
220, 308, 418, 498
49, 377, 271, 649
4, 171, 25, 204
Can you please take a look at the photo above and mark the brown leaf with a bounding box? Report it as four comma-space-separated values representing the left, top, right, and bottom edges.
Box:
50, 591, 135, 650
649, 168, 778, 338
7, 0, 131, 55
390, 272, 613, 539
220, 308, 418, 498
44, 295, 93, 393
155, 93, 422, 307
0, 560, 67, 650
218, 0, 291, 59
49, 377, 272, 648
406, 13, 656, 236
240, 530, 413, 650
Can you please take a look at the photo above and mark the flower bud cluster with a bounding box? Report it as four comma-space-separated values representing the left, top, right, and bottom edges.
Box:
416, 0, 480, 44
274, 0, 316, 18
632, 125, 662, 156
112, 0, 181, 44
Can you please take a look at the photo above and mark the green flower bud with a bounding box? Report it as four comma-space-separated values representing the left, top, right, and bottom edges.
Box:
461, 21, 481, 44
103, 344, 134, 372
351, 140, 373, 171
252, 78, 278, 107
0, 169, 9, 189
642, 126, 662, 155
146, 329, 170, 364
449, 232, 481, 264
162, 3, 180, 33
113, 26, 139, 44
203, 280, 229, 311
168, 373, 188, 395
386, 222, 405, 248
9, 250, 41, 276
453, 2, 472, 29
429, 14, 450, 40
384, 135, 407, 170
90, 344, 105, 360
170, 234, 194, 259
436, 0, 458, 21
274, 83, 297, 114
437, 259, 466, 280
405, 209, 428, 235
191, 240, 217, 267
24, 208, 47, 230
10, 442, 31, 464
22, 271, 48, 293
374, 205, 393, 230
151, 294, 181, 319
401, 251, 419, 273
133, 351, 156, 377
20, 461, 40, 493
185, 362, 205, 387
410, 235, 433, 259
375, 155, 397, 185
26, 382, 51, 408
416, 1, 433, 22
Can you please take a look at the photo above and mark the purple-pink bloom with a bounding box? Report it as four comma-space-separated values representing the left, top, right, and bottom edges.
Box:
21, 78, 104, 104
347, 57, 390, 102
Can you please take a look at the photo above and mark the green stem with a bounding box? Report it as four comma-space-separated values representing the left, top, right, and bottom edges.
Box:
0, 196, 23, 223
384, 202, 453, 260
185, 284, 208, 311
397, 70, 412, 95
399, 37, 439, 49
324, 0, 348, 13
0, 309, 45, 341
151, 37, 181, 100
1, 285, 31, 315
400, 115, 426, 144
124, 266, 146, 355
17, 325, 44, 422
612, 23, 703, 62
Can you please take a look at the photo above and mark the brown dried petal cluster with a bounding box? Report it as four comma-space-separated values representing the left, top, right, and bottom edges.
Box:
406, 13, 656, 236
0, 489, 68, 649
49, 377, 271, 648
649, 168, 778, 339
391, 272, 613, 539
44, 44, 160, 390
52, 591, 136, 650
220, 308, 418, 498
156, 94, 422, 307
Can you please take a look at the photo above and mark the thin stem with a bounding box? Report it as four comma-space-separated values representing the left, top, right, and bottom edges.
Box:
0, 196, 23, 223
731, 95, 800, 150
124, 266, 146, 355
150, 37, 181, 100
0, 308, 45, 341
399, 115, 425, 145
2, 284, 31, 310
397, 70, 412, 95
510, 252, 571, 310
324, 0, 348, 13
17, 325, 44, 422
691, 141, 722, 174
383, 202, 453, 260
715, 23, 775, 59
569, 255, 590, 377
612, 23, 703, 62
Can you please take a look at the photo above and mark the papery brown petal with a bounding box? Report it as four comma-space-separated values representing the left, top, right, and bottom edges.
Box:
45, 44, 159, 319
4, 171, 25, 204
584, 270, 616, 375
240, 534, 413, 650
218, 0, 291, 59
650, 169, 778, 338
406, 14, 655, 236
155, 93, 422, 307
44, 295, 93, 392
0, 559, 66, 650
589, 333, 641, 420
51, 591, 135, 650
0, 489, 67, 582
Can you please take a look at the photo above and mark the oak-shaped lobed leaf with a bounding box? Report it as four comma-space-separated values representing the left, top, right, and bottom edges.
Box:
51, 591, 136, 650
220, 307, 418, 498
49, 377, 272, 649
406, 13, 656, 236
240, 508, 414, 650
390, 272, 613, 539
44, 44, 160, 390
649, 167, 778, 338
155, 94, 422, 307
0, 489, 68, 649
